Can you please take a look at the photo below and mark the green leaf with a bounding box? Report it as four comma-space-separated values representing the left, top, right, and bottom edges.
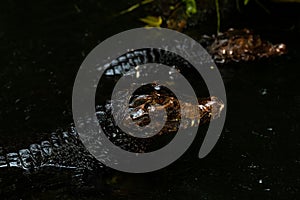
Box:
183, 0, 197, 17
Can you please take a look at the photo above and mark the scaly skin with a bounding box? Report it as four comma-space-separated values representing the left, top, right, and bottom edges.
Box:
0, 48, 224, 172
205, 28, 287, 63
0, 93, 223, 171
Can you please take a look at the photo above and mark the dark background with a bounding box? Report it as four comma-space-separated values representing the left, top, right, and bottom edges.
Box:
0, 0, 299, 199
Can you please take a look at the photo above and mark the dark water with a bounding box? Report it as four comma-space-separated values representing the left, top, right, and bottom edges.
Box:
0, 0, 299, 199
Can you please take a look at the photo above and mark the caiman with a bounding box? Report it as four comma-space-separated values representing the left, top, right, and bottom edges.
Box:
138, 0, 287, 62
203, 28, 287, 63
0, 47, 224, 198
0, 29, 286, 194
0, 48, 225, 171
